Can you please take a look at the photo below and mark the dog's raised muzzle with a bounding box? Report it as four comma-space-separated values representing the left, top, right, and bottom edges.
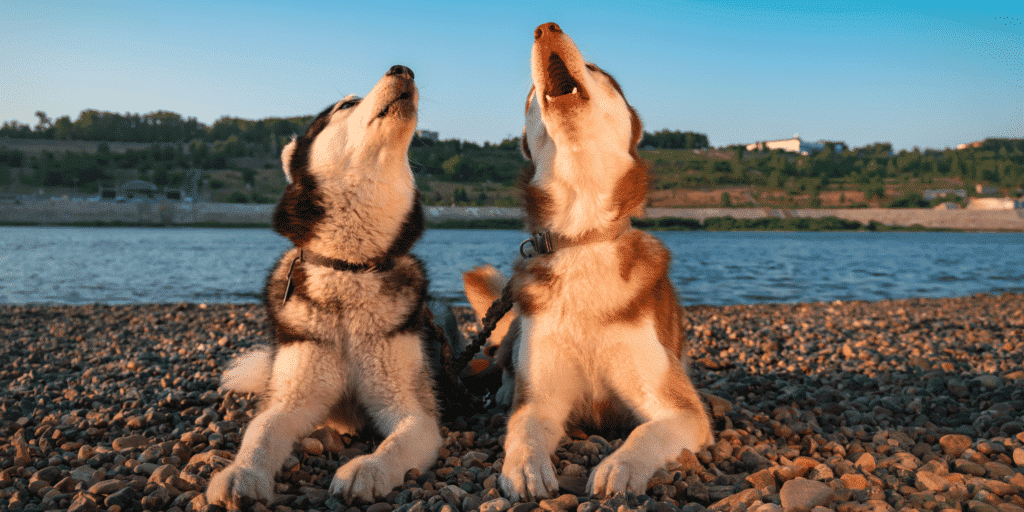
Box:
387, 65, 415, 80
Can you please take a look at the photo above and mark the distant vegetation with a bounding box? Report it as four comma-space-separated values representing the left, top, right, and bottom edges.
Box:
644, 139, 1024, 209
640, 129, 710, 150
2, 108, 1023, 208
1, 109, 312, 148
430, 216, 943, 232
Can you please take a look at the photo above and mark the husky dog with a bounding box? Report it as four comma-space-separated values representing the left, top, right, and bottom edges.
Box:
465, 24, 713, 502
206, 65, 444, 507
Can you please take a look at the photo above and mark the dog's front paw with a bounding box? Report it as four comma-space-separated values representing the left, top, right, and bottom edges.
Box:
586, 450, 658, 497
499, 450, 558, 503
330, 454, 402, 503
206, 462, 274, 507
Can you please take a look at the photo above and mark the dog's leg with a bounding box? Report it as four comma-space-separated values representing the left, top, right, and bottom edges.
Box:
500, 394, 571, 502
586, 326, 712, 496
329, 332, 442, 503
494, 317, 521, 408
499, 318, 575, 502
207, 342, 345, 507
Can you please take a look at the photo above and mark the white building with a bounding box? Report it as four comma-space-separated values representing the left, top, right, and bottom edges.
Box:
967, 197, 1024, 210
745, 135, 829, 155
415, 129, 439, 142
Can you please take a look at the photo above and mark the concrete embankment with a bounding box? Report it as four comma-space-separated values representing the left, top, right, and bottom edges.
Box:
0, 201, 522, 226
2, 200, 1024, 230
0, 200, 276, 226
645, 207, 1024, 231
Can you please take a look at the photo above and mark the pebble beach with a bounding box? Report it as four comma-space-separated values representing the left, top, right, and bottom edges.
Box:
2, 294, 1024, 512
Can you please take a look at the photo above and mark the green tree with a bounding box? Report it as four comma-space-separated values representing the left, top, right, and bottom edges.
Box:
0, 148, 25, 168
53, 116, 73, 140
95, 143, 112, 167
153, 167, 170, 187
884, 192, 928, 208
640, 129, 710, 149
497, 137, 520, 150
862, 179, 885, 201
950, 154, 963, 177
34, 111, 52, 135
241, 169, 257, 185
442, 154, 465, 179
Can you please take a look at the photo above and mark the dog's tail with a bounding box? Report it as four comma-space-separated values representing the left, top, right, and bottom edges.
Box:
219, 346, 273, 394
462, 265, 515, 358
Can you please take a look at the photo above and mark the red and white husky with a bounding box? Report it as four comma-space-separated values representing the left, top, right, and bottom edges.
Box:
465, 23, 713, 502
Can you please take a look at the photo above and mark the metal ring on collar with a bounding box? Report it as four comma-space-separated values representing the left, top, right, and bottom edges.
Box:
520, 232, 553, 258
519, 238, 535, 258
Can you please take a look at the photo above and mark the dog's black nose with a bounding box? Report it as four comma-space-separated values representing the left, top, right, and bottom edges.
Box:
387, 65, 414, 80
535, 22, 562, 40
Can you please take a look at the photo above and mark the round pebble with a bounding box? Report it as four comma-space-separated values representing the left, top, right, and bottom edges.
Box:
779, 478, 833, 512
301, 437, 324, 455
939, 434, 973, 457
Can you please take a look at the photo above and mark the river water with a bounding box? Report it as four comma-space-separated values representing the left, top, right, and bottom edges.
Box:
2, 227, 1022, 306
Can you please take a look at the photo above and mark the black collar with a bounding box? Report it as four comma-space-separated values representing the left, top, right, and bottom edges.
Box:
519, 218, 632, 258
282, 248, 395, 305
299, 248, 395, 272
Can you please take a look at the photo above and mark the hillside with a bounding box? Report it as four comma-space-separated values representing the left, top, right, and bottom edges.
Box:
2, 135, 1022, 209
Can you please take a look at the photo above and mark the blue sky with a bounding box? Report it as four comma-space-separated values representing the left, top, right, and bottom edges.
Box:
2, 1, 1021, 151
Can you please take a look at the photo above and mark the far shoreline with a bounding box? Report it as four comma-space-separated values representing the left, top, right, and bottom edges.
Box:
0, 215, 990, 232
2, 202, 1023, 231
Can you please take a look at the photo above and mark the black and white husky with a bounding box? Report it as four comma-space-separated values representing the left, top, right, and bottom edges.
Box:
206, 65, 445, 507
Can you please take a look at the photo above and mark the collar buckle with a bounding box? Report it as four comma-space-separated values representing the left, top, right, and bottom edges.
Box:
519, 231, 553, 258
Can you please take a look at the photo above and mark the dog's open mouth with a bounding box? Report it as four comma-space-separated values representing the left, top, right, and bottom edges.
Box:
543, 52, 588, 103
377, 91, 413, 118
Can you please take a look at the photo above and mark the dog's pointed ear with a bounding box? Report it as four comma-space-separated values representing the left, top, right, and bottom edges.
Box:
521, 88, 535, 161
520, 127, 532, 161
281, 137, 297, 184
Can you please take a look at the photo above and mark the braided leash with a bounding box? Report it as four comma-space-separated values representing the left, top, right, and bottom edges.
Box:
452, 281, 515, 377
435, 281, 514, 416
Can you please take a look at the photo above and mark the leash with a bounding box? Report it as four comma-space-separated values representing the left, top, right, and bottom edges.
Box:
435, 280, 513, 417
448, 281, 515, 378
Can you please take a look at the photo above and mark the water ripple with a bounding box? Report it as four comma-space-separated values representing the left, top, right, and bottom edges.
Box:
2, 227, 1023, 306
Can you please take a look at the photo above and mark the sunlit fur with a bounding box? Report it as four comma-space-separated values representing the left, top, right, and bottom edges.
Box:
465, 23, 713, 502
206, 66, 443, 508
461, 265, 515, 358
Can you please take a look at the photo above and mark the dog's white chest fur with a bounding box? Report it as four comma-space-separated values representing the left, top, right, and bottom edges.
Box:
518, 312, 670, 411
531, 244, 643, 318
